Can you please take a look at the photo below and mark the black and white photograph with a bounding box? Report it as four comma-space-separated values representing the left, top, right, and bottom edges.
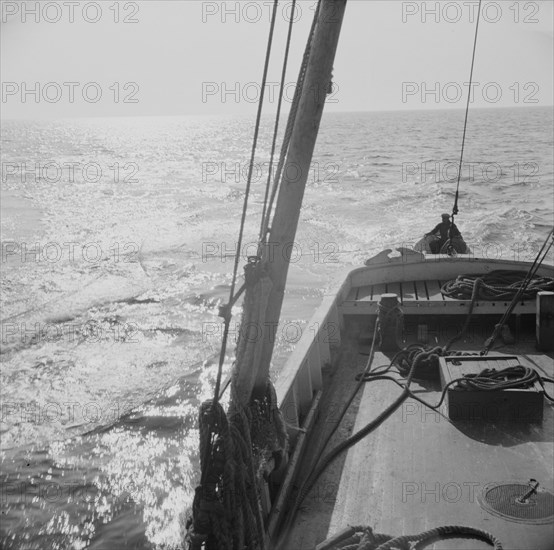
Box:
1, 1, 553, 548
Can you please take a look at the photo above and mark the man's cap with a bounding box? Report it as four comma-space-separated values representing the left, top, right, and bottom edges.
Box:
441, 213, 450, 219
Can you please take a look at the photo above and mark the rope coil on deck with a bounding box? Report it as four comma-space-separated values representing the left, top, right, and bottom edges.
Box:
441, 270, 554, 301
361, 344, 478, 381
455, 364, 540, 391
319, 524, 503, 550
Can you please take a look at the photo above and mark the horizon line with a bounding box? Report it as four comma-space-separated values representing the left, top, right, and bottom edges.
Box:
2, 103, 553, 122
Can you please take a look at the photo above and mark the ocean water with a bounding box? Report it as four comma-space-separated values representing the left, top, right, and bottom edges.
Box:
1, 107, 553, 549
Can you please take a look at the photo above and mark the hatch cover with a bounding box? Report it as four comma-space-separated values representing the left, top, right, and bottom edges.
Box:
478, 481, 554, 524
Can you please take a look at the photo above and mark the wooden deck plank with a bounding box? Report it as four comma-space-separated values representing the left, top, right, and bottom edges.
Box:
340, 301, 537, 316
438, 279, 457, 301
426, 279, 444, 301
388, 282, 402, 302
371, 283, 388, 302
414, 280, 428, 301
340, 276, 540, 317
401, 281, 417, 301
345, 286, 358, 302
357, 285, 373, 301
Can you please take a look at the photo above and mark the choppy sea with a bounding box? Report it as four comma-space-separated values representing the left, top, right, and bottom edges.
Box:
1, 107, 553, 549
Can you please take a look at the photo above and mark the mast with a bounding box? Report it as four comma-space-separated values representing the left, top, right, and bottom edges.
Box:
241, 0, 347, 397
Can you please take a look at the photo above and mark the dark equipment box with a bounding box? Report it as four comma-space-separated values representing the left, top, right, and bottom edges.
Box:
439, 355, 544, 423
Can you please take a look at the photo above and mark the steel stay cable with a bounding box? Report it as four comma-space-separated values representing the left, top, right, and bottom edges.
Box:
482, 228, 553, 355
212, 0, 280, 404
259, 0, 297, 243
204, 0, 320, 507
214, 0, 324, 404
450, 0, 482, 242
199, 0, 281, 500
260, 0, 323, 246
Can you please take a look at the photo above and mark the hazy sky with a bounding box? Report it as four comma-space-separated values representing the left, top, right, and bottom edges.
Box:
1, 0, 553, 118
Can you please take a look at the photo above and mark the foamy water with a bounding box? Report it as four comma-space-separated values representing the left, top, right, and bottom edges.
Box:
1, 107, 552, 548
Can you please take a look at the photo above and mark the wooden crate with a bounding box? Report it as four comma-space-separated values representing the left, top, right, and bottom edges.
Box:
439, 355, 544, 423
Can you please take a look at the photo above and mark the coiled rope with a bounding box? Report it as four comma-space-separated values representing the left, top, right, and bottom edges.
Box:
360, 344, 477, 381
359, 354, 554, 415
320, 524, 502, 550
441, 270, 554, 301
456, 364, 541, 391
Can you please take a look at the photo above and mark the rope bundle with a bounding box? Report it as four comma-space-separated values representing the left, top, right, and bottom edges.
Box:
186, 400, 259, 550
383, 345, 476, 381
441, 270, 554, 301
321, 524, 503, 550
187, 257, 289, 550
455, 365, 540, 392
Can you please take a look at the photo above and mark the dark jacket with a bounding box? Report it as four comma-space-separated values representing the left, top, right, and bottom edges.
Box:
426, 221, 460, 242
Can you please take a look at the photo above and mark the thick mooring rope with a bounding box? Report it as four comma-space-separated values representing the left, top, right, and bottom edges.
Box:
320, 524, 503, 550
187, 259, 289, 550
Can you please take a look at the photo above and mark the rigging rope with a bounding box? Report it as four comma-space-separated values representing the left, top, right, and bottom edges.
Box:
259, 0, 297, 243
481, 230, 553, 355
449, 0, 482, 245
214, 0, 280, 403
188, 5, 325, 549
187, 265, 287, 550
259, 0, 323, 248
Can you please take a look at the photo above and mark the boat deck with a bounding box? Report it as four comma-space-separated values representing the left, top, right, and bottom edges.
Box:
341, 279, 536, 315
284, 318, 554, 549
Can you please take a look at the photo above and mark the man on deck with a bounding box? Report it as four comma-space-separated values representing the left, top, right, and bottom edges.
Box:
425, 213, 461, 253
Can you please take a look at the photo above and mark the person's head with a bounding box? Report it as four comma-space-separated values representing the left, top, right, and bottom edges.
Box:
441, 213, 450, 222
